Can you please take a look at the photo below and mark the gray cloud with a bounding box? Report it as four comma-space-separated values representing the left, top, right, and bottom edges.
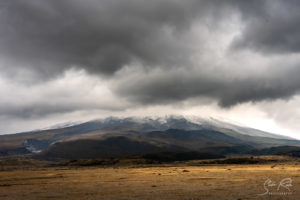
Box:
0, 0, 226, 78
231, 0, 300, 54
114, 62, 300, 107
0, 70, 129, 119
1, 0, 300, 125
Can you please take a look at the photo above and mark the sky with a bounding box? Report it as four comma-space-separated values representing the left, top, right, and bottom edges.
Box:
1, 0, 300, 138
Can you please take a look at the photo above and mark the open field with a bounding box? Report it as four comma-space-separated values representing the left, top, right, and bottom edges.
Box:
1, 162, 300, 200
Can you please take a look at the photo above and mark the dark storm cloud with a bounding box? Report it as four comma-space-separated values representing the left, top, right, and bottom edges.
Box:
0, 0, 228, 77
231, 0, 300, 53
116, 64, 300, 107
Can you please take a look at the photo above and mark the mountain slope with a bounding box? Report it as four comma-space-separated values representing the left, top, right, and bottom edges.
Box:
1, 116, 299, 159
37, 136, 187, 160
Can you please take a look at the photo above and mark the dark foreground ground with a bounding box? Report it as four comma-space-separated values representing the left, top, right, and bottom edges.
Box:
0, 156, 300, 200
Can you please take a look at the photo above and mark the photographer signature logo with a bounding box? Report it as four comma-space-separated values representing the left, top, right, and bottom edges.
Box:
258, 178, 293, 196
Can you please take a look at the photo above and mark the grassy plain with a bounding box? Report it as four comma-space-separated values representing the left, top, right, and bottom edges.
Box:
1, 159, 300, 200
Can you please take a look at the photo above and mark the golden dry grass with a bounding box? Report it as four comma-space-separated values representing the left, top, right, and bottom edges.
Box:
0, 163, 300, 199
